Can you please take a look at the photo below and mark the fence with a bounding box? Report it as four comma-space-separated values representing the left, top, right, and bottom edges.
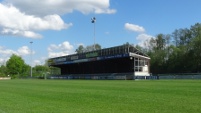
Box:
48, 73, 159, 80
48, 73, 134, 80
47, 73, 201, 80
158, 74, 201, 79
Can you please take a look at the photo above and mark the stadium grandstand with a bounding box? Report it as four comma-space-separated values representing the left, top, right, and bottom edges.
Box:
48, 44, 151, 80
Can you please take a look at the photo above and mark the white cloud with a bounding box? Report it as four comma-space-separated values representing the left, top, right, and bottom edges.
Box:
136, 34, 152, 41
60, 41, 74, 51
0, 45, 48, 66
1, 29, 42, 38
136, 34, 154, 47
0, 58, 5, 65
48, 41, 74, 58
105, 31, 110, 35
0, 45, 46, 67
0, 0, 115, 38
125, 23, 145, 33
124, 22, 154, 48
0, 46, 17, 56
29, 57, 47, 67
4, 0, 116, 16
0, 46, 13, 64
17, 46, 31, 56
0, 45, 36, 65
34, 60, 42, 66
0, 3, 72, 38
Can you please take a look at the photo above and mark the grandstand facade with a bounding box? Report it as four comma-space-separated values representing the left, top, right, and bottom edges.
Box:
48, 44, 151, 80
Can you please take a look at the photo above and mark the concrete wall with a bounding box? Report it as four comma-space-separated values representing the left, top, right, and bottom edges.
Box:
0, 77, 11, 80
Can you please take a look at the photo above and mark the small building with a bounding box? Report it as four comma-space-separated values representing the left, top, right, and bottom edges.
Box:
48, 44, 151, 80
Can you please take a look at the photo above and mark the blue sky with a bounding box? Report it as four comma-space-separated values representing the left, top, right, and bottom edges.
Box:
0, 0, 201, 66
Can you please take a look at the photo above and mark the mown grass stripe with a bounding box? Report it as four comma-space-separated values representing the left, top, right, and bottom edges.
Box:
0, 80, 201, 113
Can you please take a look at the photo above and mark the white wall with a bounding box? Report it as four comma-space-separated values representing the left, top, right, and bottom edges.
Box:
135, 72, 150, 76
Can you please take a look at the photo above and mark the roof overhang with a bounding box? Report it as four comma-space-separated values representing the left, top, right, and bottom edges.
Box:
129, 52, 151, 60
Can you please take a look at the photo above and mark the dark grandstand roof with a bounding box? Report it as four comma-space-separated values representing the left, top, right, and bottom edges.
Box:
48, 44, 150, 66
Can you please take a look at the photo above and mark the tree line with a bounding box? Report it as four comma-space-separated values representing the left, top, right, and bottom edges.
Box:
0, 54, 60, 78
138, 23, 201, 74
75, 44, 101, 53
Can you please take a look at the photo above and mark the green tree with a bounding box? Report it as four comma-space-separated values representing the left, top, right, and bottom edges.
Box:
49, 67, 61, 75
6, 54, 28, 78
33, 65, 50, 77
75, 44, 101, 53
146, 34, 170, 74
85, 44, 101, 52
136, 23, 201, 74
0, 65, 7, 76
94, 44, 101, 50
75, 45, 85, 53
155, 34, 166, 50
189, 23, 201, 72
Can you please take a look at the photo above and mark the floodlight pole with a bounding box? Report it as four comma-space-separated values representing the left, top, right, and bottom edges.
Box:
30, 41, 33, 78
94, 21, 96, 50
91, 17, 96, 50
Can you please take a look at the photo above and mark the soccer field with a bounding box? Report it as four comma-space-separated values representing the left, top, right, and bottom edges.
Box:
0, 79, 201, 113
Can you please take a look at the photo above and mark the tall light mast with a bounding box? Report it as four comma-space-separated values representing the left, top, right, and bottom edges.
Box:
30, 41, 33, 78
91, 17, 96, 50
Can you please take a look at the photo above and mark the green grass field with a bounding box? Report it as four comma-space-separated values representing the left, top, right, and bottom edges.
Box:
0, 79, 201, 113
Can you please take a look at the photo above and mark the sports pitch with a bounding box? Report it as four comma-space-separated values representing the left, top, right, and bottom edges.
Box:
0, 79, 201, 113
